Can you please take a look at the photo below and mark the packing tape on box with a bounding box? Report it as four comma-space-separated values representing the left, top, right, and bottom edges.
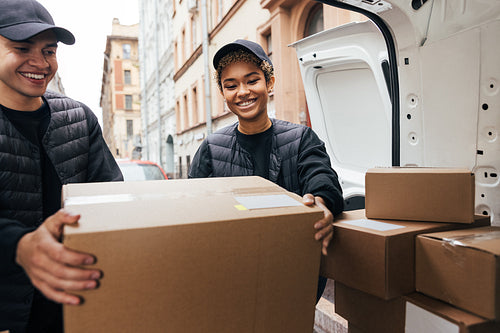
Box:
442, 231, 500, 247
64, 193, 166, 206
440, 231, 500, 267
64, 192, 300, 210
64, 192, 242, 206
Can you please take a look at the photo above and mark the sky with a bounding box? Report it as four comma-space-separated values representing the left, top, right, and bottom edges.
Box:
38, 0, 140, 123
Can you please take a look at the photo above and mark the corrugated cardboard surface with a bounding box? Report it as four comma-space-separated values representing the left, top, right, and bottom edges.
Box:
365, 167, 475, 223
334, 281, 405, 333
405, 293, 500, 333
416, 227, 500, 320
321, 210, 490, 299
347, 324, 364, 333
62, 176, 324, 333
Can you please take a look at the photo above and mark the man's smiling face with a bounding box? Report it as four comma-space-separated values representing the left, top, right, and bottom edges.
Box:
0, 30, 58, 110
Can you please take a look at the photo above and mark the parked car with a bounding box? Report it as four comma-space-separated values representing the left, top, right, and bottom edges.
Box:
292, 0, 500, 225
117, 159, 168, 181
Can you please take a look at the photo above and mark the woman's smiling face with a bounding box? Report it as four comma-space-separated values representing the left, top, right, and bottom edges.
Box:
220, 60, 275, 126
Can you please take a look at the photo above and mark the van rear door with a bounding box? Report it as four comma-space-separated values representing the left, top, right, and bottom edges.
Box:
291, 20, 392, 209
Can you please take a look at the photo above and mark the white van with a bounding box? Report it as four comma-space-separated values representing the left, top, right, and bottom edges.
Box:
292, 0, 500, 226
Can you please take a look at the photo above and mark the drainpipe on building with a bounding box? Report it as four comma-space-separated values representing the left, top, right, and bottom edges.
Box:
201, 0, 212, 135
154, 0, 163, 165
140, 2, 150, 160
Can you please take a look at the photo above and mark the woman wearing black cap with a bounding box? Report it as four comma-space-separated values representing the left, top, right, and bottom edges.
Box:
189, 39, 344, 302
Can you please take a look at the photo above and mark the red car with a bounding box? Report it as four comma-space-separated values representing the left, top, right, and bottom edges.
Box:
116, 159, 168, 181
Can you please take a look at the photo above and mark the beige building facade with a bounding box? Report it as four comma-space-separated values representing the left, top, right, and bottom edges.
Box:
100, 19, 142, 159
170, 0, 364, 178
172, 0, 271, 177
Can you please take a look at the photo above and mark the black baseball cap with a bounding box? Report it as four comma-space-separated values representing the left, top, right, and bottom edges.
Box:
0, 0, 75, 45
213, 39, 273, 70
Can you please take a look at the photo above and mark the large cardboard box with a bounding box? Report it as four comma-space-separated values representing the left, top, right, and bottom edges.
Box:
416, 227, 500, 320
62, 176, 324, 333
365, 167, 475, 223
347, 324, 365, 333
321, 210, 490, 299
405, 293, 500, 333
334, 281, 406, 333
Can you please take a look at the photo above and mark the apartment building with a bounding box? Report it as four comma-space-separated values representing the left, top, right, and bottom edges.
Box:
168, 0, 364, 178
139, 0, 177, 178
171, 0, 270, 177
100, 19, 142, 159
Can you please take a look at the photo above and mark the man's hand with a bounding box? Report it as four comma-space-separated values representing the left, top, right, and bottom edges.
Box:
303, 194, 334, 256
15, 209, 101, 305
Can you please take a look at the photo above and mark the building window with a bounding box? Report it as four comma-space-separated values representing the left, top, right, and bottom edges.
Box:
126, 119, 133, 139
174, 41, 178, 70
305, 4, 324, 37
191, 85, 198, 125
191, 15, 197, 52
176, 99, 181, 132
124, 70, 131, 85
181, 28, 186, 63
186, 155, 191, 176
123, 43, 131, 59
125, 95, 133, 110
183, 93, 189, 129
265, 34, 273, 63
217, 0, 223, 22
178, 156, 183, 178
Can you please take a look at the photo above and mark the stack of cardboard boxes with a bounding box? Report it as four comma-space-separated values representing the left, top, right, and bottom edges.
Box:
321, 168, 500, 332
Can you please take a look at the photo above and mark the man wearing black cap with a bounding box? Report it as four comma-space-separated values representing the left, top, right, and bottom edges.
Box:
0, 0, 122, 332
189, 39, 344, 301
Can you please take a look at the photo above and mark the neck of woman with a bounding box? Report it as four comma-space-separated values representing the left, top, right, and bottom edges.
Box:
238, 117, 272, 135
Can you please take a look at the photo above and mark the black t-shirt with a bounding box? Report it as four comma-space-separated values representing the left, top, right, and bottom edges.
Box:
236, 125, 273, 179
1, 100, 62, 220
1, 101, 63, 333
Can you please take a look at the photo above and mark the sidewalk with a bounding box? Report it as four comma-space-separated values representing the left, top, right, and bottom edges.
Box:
314, 279, 348, 333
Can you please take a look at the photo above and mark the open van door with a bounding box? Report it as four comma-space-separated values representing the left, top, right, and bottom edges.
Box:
291, 20, 392, 210
292, 0, 500, 225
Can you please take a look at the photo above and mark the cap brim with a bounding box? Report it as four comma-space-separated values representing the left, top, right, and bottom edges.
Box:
0, 23, 75, 45
213, 43, 250, 70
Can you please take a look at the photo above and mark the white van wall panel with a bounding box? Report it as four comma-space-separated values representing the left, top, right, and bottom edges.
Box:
419, 27, 480, 169
398, 49, 425, 167
475, 20, 500, 225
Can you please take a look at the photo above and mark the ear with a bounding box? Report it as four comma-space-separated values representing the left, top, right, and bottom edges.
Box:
267, 76, 275, 93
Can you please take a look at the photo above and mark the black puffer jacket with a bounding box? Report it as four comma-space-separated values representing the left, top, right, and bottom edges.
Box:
0, 91, 123, 332
188, 118, 344, 215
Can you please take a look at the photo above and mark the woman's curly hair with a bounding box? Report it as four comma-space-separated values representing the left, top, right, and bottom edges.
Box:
215, 49, 274, 91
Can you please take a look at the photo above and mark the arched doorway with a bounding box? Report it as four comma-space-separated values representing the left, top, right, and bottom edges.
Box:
302, 3, 324, 127
304, 3, 324, 38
